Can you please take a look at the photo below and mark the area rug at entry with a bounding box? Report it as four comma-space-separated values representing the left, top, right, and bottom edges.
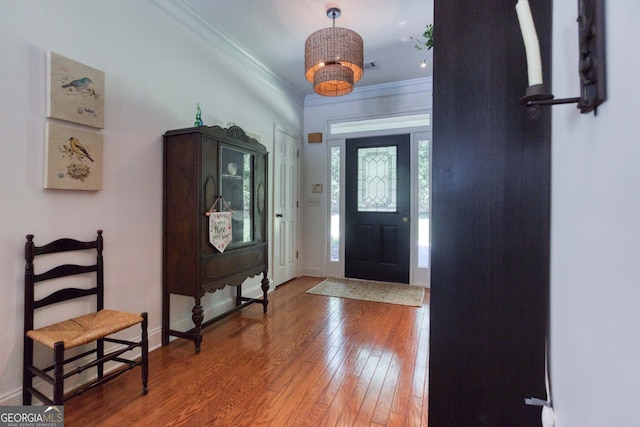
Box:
306, 278, 424, 307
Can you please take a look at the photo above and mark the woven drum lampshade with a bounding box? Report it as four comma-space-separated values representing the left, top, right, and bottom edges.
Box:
305, 8, 363, 97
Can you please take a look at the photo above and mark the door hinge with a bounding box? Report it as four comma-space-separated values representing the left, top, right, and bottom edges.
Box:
296, 251, 299, 259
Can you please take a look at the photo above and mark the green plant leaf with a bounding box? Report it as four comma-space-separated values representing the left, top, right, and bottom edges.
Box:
412, 24, 434, 51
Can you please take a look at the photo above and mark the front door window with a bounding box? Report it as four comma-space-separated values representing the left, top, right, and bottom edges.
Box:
357, 146, 397, 212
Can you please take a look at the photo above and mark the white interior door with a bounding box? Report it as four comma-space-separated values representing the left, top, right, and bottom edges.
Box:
273, 125, 299, 286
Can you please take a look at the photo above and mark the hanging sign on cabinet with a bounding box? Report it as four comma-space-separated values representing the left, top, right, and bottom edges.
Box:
206, 195, 233, 253
208, 211, 232, 252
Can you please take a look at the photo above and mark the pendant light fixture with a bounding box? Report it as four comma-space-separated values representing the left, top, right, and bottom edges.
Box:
305, 7, 364, 96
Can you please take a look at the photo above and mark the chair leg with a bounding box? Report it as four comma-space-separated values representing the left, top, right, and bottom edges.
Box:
23, 337, 33, 405
141, 312, 149, 395
97, 338, 104, 379
53, 342, 65, 405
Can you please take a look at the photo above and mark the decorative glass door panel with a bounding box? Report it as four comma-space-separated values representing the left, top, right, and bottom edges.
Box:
357, 146, 397, 212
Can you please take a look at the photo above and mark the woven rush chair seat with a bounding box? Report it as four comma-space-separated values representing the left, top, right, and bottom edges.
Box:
27, 309, 144, 349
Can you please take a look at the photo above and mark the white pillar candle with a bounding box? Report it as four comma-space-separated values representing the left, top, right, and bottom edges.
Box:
516, 0, 544, 86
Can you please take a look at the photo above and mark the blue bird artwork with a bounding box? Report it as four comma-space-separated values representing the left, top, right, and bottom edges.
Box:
62, 77, 92, 90
60, 76, 99, 100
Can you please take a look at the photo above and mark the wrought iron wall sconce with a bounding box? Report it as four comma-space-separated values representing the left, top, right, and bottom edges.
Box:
517, 0, 606, 116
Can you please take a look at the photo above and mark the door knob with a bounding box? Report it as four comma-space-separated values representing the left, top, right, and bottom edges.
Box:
275, 213, 283, 218
403, 217, 409, 223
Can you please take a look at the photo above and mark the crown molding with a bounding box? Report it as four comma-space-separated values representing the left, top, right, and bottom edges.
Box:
148, 0, 305, 105
304, 77, 433, 108
147, 1, 431, 109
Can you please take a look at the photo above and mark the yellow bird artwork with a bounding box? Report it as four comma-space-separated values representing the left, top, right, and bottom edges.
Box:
68, 136, 94, 162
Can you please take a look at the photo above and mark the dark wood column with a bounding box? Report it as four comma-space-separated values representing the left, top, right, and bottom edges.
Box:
428, 1, 551, 425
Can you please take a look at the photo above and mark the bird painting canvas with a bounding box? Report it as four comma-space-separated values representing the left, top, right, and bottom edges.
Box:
47, 51, 105, 129
45, 123, 103, 190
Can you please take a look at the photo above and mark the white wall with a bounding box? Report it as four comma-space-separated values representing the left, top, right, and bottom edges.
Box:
550, 2, 640, 425
0, 0, 302, 404
300, 80, 432, 277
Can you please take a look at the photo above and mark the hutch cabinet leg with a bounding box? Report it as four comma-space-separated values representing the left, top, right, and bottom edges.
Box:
162, 290, 170, 346
191, 300, 204, 353
236, 285, 242, 306
141, 312, 149, 395
261, 272, 269, 313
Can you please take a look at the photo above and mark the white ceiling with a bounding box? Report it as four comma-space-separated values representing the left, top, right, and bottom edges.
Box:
171, 0, 434, 97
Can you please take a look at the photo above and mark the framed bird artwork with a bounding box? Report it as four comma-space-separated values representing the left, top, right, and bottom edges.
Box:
46, 51, 105, 129
45, 123, 103, 190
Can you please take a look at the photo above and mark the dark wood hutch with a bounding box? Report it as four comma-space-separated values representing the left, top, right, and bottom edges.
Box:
162, 125, 269, 353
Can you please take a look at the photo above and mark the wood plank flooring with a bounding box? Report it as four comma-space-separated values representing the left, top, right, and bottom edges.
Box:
63, 276, 430, 426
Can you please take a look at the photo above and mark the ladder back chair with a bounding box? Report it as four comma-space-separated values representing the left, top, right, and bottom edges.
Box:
23, 230, 148, 405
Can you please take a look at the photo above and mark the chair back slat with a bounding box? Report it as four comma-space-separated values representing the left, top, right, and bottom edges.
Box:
34, 287, 98, 309
33, 238, 97, 256
34, 264, 97, 283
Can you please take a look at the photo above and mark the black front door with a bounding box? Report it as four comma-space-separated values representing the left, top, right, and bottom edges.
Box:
345, 134, 411, 283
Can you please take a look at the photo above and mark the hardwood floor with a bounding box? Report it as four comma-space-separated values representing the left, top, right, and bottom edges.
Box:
63, 276, 430, 426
